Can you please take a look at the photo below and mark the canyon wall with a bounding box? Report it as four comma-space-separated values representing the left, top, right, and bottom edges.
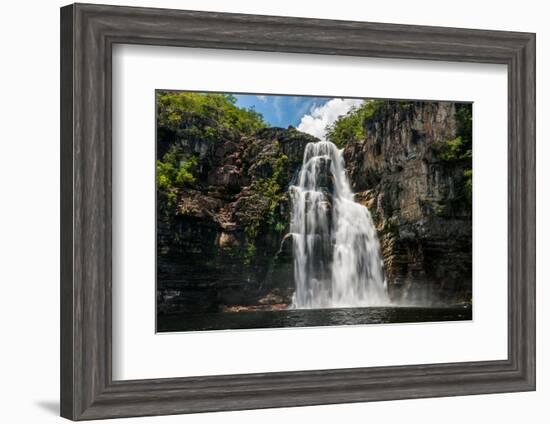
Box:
344, 101, 472, 303
157, 126, 315, 313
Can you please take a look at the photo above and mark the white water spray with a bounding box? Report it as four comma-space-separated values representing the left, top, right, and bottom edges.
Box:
290, 141, 389, 308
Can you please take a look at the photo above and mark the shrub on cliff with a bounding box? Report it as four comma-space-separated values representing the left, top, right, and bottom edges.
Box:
325, 99, 385, 147
432, 103, 473, 203
433, 104, 472, 161
156, 151, 198, 216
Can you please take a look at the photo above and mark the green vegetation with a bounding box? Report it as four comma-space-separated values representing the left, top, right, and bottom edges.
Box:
433, 104, 472, 162
157, 154, 198, 189
245, 154, 289, 238
326, 100, 385, 147
432, 103, 473, 204
456, 103, 472, 145
237, 154, 290, 263
156, 92, 267, 217
157, 91, 266, 140
435, 136, 470, 162
156, 146, 199, 215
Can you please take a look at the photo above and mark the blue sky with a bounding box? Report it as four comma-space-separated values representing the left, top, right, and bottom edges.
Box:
234, 94, 330, 128
234, 94, 365, 140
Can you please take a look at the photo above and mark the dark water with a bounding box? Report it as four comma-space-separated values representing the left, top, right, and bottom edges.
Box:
157, 305, 472, 333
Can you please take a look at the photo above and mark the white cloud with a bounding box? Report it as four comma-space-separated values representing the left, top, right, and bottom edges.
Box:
256, 95, 267, 102
297, 98, 363, 140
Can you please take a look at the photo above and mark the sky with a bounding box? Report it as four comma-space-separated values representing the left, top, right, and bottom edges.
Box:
234, 94, 364, 140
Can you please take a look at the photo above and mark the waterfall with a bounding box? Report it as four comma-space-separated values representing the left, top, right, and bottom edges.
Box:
289, 141, 388, 309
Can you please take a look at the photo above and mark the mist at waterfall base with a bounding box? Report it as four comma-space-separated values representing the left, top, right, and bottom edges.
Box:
157, 140, 472, 333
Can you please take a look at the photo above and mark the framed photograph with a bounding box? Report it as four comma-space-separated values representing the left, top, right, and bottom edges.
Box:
155, 91, 473, 333
60, 3, 535, 420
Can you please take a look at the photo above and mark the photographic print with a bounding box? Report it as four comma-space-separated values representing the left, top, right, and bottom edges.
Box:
156, 91, 473, 332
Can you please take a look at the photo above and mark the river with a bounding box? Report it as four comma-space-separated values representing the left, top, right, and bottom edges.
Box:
157, 305, 472, 332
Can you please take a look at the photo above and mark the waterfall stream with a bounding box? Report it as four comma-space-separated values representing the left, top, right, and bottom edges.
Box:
289, 141, 389, 309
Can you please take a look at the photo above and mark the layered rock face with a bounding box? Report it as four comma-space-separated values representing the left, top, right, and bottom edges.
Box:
343, 101, 472, 304
157, 127, 317, 314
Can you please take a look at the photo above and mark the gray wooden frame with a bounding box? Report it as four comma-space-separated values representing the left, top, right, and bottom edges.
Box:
60, 3, 536, 421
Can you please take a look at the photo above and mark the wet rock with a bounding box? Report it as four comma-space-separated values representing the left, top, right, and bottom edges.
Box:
259, 288, 286, 305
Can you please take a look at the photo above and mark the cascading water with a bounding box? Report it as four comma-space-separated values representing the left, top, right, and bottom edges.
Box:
290, 141, 388, 309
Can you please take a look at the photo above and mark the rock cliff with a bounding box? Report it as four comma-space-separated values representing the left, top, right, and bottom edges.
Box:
343, 101, 472, 304
157, 126, 317, 314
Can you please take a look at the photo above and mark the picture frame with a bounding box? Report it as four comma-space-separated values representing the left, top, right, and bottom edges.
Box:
60, 3, 535, 420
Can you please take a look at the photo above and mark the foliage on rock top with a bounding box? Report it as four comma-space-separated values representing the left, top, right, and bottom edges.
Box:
157, 91, 266, 141
326, 99, 385, 147
156, 92, 267, 219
